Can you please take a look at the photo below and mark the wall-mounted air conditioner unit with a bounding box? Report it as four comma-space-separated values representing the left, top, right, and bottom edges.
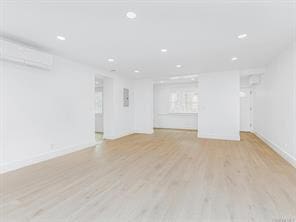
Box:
0, 39, 53, 70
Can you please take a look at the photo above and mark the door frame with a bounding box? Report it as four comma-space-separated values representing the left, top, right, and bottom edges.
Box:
240, 87, 254, 132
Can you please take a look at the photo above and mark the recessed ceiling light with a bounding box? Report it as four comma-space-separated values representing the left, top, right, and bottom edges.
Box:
159, 81, 164, 83
134, 70, 140, 73
231, 57, 238, 61
161, 49, 168, 53
237, 33, 247, 39
191, 78, 195, 81
176, 65, 182, 68
56, 35, 66, 41
108, 58, 114, 62
126, 11, 136, 19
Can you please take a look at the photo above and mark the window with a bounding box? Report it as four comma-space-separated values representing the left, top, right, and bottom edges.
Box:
169, 89, 198, 113
95, 91, 103, 114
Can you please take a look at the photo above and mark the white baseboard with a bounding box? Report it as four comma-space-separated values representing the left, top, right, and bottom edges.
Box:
104, 129, 154, 139
198, 132, 240, 141
154, 126, 197, 130
0, 142, 97, 174
134, 129, 154, 134
255, 132, 296, 168
103, 131, 134, 140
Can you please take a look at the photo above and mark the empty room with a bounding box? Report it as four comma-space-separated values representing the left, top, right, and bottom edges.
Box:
0, 1, 296, 222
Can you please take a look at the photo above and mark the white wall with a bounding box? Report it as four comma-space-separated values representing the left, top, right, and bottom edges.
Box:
253, 42, 296, 167
103, 77, 135, 139
198, 71, 240, 140
134, 79, 154, 134
113, 77, 135, 138
0, 53, 140, 173
0, 39, 158, 173
154, 82, 198, 130
0, 56, 97, 173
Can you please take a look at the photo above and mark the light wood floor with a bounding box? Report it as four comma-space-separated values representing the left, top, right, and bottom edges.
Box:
1, 130, 296, 222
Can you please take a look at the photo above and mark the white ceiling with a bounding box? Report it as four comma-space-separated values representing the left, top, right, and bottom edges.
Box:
1, 1, 295, 79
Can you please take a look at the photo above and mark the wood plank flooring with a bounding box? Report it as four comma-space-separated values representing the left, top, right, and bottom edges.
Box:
1, 129, 296, 222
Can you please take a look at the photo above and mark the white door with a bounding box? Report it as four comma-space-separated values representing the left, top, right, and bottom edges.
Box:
240, 88, 251, 132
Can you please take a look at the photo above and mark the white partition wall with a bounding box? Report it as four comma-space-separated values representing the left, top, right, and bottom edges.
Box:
198, 71, 240, 141
134, 79, 154, 134
103, 77, 135, 139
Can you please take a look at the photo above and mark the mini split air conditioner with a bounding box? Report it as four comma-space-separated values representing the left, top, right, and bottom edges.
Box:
0, 39, 53, 70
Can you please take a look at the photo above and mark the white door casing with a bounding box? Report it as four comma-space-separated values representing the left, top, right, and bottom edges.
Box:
240, 88, 252, 132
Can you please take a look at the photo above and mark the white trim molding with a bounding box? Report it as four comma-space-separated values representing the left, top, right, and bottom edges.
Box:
0, 142, 97, 174
198, 132, 240, 141
134, 129, 154, 134
255, 132, 296, 168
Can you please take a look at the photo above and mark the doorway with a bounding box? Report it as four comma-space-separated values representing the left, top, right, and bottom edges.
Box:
240, 88, 252, 132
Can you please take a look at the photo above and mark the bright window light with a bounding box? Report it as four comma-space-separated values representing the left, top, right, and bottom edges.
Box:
240, 91, 246, 97
56, 35, 66, 41
238, 34, 247, 39
169, 89, 198, 113
126, 12, 137, 19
